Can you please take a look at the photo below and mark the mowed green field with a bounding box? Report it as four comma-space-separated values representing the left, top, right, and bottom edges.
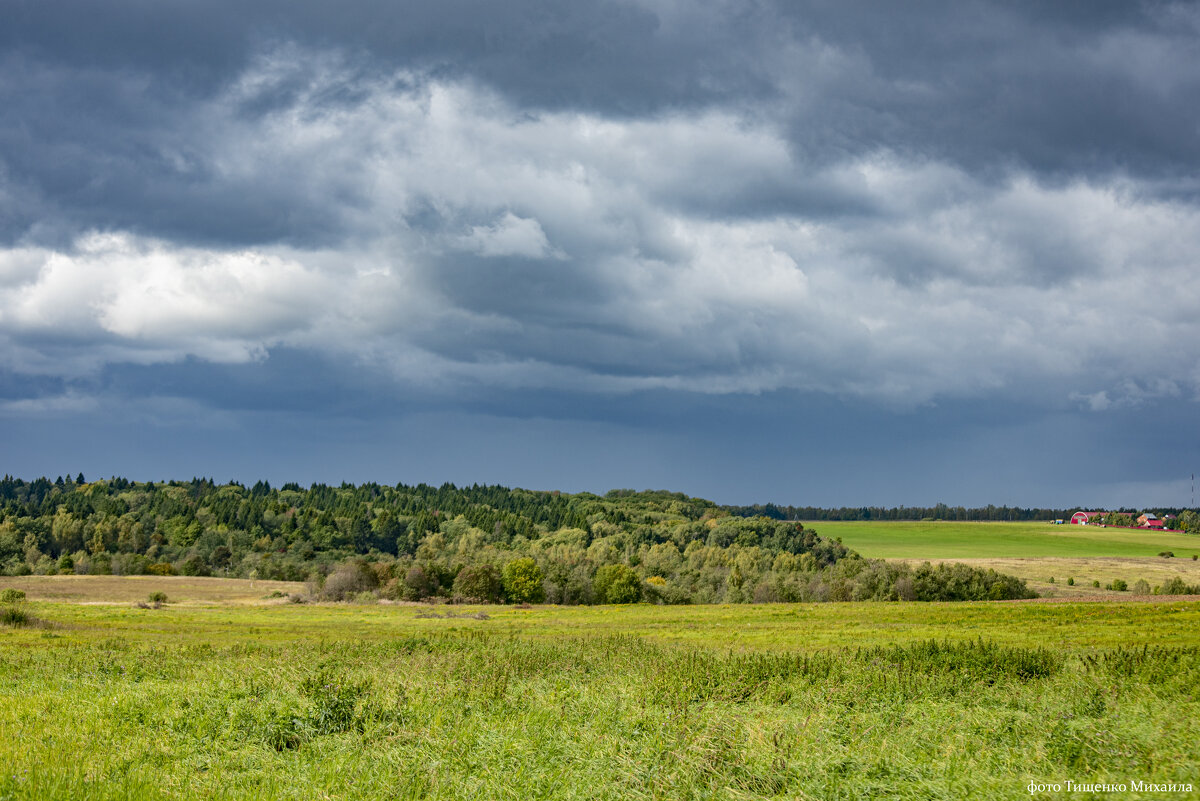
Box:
806, 520, 1200, 559
2, 579, 1199, 800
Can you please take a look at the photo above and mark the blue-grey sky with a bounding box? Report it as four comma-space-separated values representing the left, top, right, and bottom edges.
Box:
2, 0, 1198, 507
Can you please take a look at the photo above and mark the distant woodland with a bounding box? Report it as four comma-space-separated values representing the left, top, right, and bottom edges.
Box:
727, 502, 1199, 522
0, 476, 1040, 603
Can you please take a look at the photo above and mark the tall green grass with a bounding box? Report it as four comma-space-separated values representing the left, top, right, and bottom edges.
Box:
1, 603, 1198, 799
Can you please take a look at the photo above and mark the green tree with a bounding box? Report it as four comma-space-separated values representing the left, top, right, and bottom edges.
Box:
179, 554, 209, 577
350, 516, 372, 552
402, 565, 434, 601
594, 564, 642, 604
372, 511, 404, 555
1175, 510, 1200, 535
502, 558, 545, 603
453, 564, 502, 603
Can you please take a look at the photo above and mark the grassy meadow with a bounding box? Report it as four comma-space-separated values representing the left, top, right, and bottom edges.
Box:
3, 578, 1200, 800
808, 520, 1200, 599
807, 520, 1200, 559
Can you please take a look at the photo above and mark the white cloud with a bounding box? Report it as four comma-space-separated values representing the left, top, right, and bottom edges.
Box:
0, 232, 344, 369
3, 47, 1200, 411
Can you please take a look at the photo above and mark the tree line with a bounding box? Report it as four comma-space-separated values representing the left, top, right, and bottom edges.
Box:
729, 502, 1080, 521
728, 502, 1200, 527
0, 476, 1035, 603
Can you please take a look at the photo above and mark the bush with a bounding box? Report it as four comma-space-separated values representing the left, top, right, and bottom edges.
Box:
1111, 579, 1127, 592
593, 564, 642, 604
909, 562, 1035, 601
501, 558, 545, 604
147, 562, 177, 576
642, 575, 691, 605
1132, 579, 1151, 595
379, 577, 404, 601
147, 591, 168, 604
1092, 580, 1101, 588
0, 589, 25, 603
453, 564, 502, 603
402, 565, 434, 601
111, 553, 150, 576
321, 560, 379, 601
1160, 577, 1199, 595
1159, 551, 1174, 558
1067, 577, 1074, 586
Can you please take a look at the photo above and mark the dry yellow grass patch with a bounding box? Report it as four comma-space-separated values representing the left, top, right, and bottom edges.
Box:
0, 574, 304, 604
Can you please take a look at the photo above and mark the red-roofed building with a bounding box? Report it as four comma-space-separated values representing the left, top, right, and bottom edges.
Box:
1071, 511, 1106, 525
1137, 512, 1159, 527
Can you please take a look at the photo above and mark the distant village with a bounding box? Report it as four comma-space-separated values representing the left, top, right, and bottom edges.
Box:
1066, 510, 1177, 530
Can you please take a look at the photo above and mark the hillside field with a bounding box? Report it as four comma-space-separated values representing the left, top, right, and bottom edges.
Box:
806, 519, 1200, 559
2, 581, 1199, 799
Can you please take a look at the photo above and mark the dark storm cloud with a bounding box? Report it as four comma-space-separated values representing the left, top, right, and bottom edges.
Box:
4, 0, 1198, 248
1, 0, 1198, 504
1, 0, 769, 110
0, 49, 370, 247
771, 1, 1200, 176
2, 0, 1196, 277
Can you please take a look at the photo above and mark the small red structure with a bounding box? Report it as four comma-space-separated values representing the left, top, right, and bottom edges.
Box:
1071, 511, 1105, 525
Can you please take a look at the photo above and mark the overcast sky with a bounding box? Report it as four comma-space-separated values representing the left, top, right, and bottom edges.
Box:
2, 0, 1198, 507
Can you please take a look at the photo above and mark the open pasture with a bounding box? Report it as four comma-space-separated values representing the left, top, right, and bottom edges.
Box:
807, 519, 1200, 559
2, 584, 1200, 799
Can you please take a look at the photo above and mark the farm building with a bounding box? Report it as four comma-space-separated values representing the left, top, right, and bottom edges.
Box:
1137, 513, 1167, 529
1070, 511, 1106, 525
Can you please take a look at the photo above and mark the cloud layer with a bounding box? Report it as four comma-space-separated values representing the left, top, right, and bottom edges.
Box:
1, 1, 1197, 502
3, 45, 1199, 407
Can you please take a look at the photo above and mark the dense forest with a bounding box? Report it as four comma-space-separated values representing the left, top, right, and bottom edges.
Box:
0, 476, 1040, 603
